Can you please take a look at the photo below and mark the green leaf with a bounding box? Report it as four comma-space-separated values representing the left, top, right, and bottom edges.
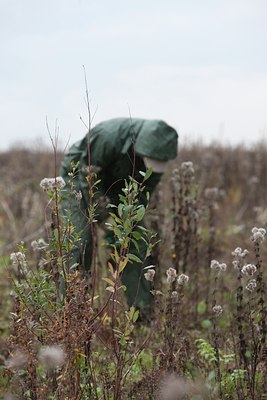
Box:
201, 319, 212, 329
197, 300, 207, 315
53, 228, 58, 241
136, 206, 145, 221
128, 253, 142, 263
132, 231, 142, 240
118, 203, 123, 218
144, 167, 153, 181
102, 278, 115, 286
133, 310, 139, 323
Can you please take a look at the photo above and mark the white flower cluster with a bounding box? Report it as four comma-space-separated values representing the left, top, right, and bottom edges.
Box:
210, 259, 227, 274
144, 268, 156, 282
10, 252, 27, 268
241, 263, 257, 276
40, 176, 66, 192
246, 279, 257, 293
251, 227, 266, 244
31, 238, 49, 251
213, 305, 223, 317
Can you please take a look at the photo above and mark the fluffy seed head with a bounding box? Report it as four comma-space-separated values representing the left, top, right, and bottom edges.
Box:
210, 260, 227, 274
5, 350, 28, 370
251, 227, 266, 244
246, 279, 257, 292
177, 274, 189, 286
40, 176, 66, 192
166, 267, 177, 283
213, 305, 223, 317
241, 264, 257, 276
38, 345, 66, 370
144, 269, 156, 282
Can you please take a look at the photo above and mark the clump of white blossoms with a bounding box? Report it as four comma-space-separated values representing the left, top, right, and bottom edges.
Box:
166, 267, 177, 283
177, 273, 189, 286
251, 227, 266, 244
241, 264, 257, 276
246, 279, 257, 293
210, 259, 227, 274
144, 268, 156, 282
38, 345, 66, 370
213, 305, 223, 317
40, 176, 66, 192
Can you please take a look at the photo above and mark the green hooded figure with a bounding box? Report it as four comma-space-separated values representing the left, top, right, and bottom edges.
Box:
60, 118, 178, 317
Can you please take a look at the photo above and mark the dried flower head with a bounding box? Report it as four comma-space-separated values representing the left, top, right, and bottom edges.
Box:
204, 187, 219, 201
144, 269, 156, 282
251, 227, 266, 244
166, 267, 177, 283
241, 264, 257, 276
210, 259, 227, 274
10, 252, 28, 272
38, 345, 66, 370
10, 252, 25, 264
31, 238, 49, 251
40, 176, 66, 192
181, 161, 194, 178
213, 305, 223, 317
177, 273, 189, 286
232, 247, 249, 258
159, 374, 188, 400
5, 350, 28, 370
246, 279, 257, 292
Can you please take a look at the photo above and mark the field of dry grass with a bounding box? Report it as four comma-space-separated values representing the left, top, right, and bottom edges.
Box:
1, 142, 267, 399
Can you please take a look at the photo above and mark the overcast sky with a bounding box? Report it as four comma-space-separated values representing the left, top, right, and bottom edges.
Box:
1, 0, 267, 150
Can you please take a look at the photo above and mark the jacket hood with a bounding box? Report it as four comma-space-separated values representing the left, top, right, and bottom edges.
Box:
134, 119, 178, 161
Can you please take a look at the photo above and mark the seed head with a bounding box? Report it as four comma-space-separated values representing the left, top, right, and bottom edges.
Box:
232, 247, 249, 258
246, 279, 257, 292
166, 267, 177, 283
241, 264, 257, 276
31, 238, 48, 251
40, 176, 66, 192
38, 345, 66, 370
144, 269, 155, 282
177, 274, 189, 286
204, 187, 219, 201
251, 227, 266, 244
5, 350, 28, 370
213, 305, 223, 317
181, 161, 194, 178
210, 259, 227, 274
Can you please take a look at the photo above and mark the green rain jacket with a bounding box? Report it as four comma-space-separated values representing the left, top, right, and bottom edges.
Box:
60, 118, 178, 314
61, 118, 178, 204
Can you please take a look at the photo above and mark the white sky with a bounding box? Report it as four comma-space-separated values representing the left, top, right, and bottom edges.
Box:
1, 0, 267, 150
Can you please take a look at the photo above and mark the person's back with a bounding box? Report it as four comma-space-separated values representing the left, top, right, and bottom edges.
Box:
60, 117, 178, 317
